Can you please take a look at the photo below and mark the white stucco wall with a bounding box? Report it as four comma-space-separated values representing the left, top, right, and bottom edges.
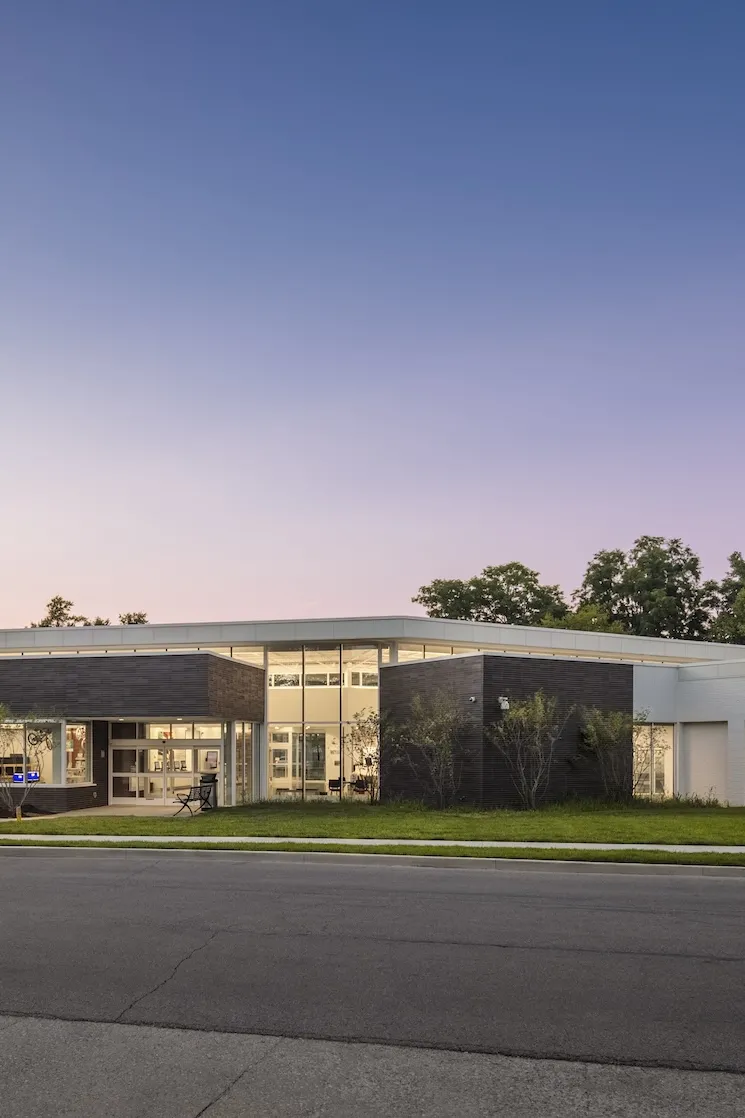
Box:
677, 723, 729, 802
634, 661, 745, 805
633, 665, 678, 722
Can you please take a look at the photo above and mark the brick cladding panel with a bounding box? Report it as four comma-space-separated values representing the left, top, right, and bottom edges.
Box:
207, 658, 265, 722
0, 654, 265, 721
380, 657, 484, 805
481, 655, 634, 807
380, 654, 633, 807
3, 784, 100, 816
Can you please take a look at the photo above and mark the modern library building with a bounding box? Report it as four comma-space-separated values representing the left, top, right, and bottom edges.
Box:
0, 614, 744, 811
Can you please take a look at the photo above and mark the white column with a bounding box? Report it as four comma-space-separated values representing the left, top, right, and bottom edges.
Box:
259, 647, 270, 800
255, 722, 268, 801
55, 720, 66, 785
727, 719, 745, 806
224, 721, 237, 807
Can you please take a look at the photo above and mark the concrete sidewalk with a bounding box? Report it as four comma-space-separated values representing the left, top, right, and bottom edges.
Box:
2, 1015, 744, 1118
1, 833, 744, 853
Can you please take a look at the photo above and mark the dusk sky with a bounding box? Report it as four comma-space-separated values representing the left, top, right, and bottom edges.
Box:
2, 1, 743, 628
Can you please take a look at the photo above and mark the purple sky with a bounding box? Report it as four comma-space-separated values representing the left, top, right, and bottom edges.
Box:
2, 1, 743, 628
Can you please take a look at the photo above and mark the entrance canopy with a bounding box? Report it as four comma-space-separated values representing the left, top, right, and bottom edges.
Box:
0, 653, 264, 815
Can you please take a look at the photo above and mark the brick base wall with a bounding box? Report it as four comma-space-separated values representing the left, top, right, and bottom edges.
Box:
1, 783, 101, 816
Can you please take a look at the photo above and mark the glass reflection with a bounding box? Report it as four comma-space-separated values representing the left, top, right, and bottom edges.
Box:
304, 646, 341, 723
66, 724, 91, 783
342, 648, 379, 720
268, 724, 302, 798
268, 650, 303, 721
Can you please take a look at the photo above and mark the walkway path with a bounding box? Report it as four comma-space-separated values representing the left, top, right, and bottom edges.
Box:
1, 834, 744, 853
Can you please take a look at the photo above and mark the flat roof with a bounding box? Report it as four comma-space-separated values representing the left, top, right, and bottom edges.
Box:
0, 615, 743, 665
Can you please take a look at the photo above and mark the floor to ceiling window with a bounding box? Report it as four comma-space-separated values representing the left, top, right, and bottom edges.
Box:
235, 723, 254, 805
633, 724, 674, 797
266, 644, 381, 800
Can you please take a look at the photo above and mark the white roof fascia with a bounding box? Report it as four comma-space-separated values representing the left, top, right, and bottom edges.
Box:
0, 615, 742, 663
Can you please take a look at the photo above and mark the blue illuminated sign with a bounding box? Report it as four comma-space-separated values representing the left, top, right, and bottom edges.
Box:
11, 773, 24, 783
26, 771, 40, 782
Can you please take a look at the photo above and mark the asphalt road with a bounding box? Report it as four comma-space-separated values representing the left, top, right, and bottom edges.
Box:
1, 849, 744, 1116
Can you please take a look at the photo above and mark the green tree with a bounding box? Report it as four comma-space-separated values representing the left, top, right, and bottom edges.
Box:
711, 552, 745, 644
572, 549, 628, 621
31, 596, 88, 628
541, 603, 626, 634
30, 598, 148, 628
413, 562, 567, 626
344, 707, 384, 802
485, 690, 573, 810
577, 707, 635, 802
388, 690, 474, 808
576, 537, 717, 639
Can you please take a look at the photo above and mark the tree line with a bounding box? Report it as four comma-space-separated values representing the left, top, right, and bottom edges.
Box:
413, 537, 745, 643
30, 595, 148, 628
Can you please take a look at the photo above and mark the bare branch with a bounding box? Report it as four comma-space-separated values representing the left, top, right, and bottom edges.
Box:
344, 708, 383, 802
0, 704, 59, 819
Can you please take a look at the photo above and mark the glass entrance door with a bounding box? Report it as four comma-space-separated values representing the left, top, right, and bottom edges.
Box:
164, 746, 194, 804
110, 743, 219, 804
110, 747, 165, 802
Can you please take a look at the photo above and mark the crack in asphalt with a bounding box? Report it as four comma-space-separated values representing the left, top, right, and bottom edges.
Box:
114, 927, 226, 1023
165, 924, 745, 964
120, 856, 164, 885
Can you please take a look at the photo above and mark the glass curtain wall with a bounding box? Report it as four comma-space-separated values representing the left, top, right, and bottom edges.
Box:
341, 648, 378, 795
267, 648, 303, 798
235, 723, 253, 805
266, 644, 381, 801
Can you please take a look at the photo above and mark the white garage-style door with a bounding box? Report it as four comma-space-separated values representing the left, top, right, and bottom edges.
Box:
678, 722, 728, 803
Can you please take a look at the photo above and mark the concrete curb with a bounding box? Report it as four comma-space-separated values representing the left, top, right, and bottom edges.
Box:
2, 844, 745, 877
1, 834, 745, 852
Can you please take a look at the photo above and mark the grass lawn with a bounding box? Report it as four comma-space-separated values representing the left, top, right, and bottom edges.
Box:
1, 800, 745, 844
1, 837, 744, 867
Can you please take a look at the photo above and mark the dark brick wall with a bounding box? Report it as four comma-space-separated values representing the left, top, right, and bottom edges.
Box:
380, 656, 484, 804
2, 783, 100, 817
380, 653, 633, 807
207, 656, 265, 722
0, 654, 264, 722
481, 655, 633, 807
92, 720, 109, 805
